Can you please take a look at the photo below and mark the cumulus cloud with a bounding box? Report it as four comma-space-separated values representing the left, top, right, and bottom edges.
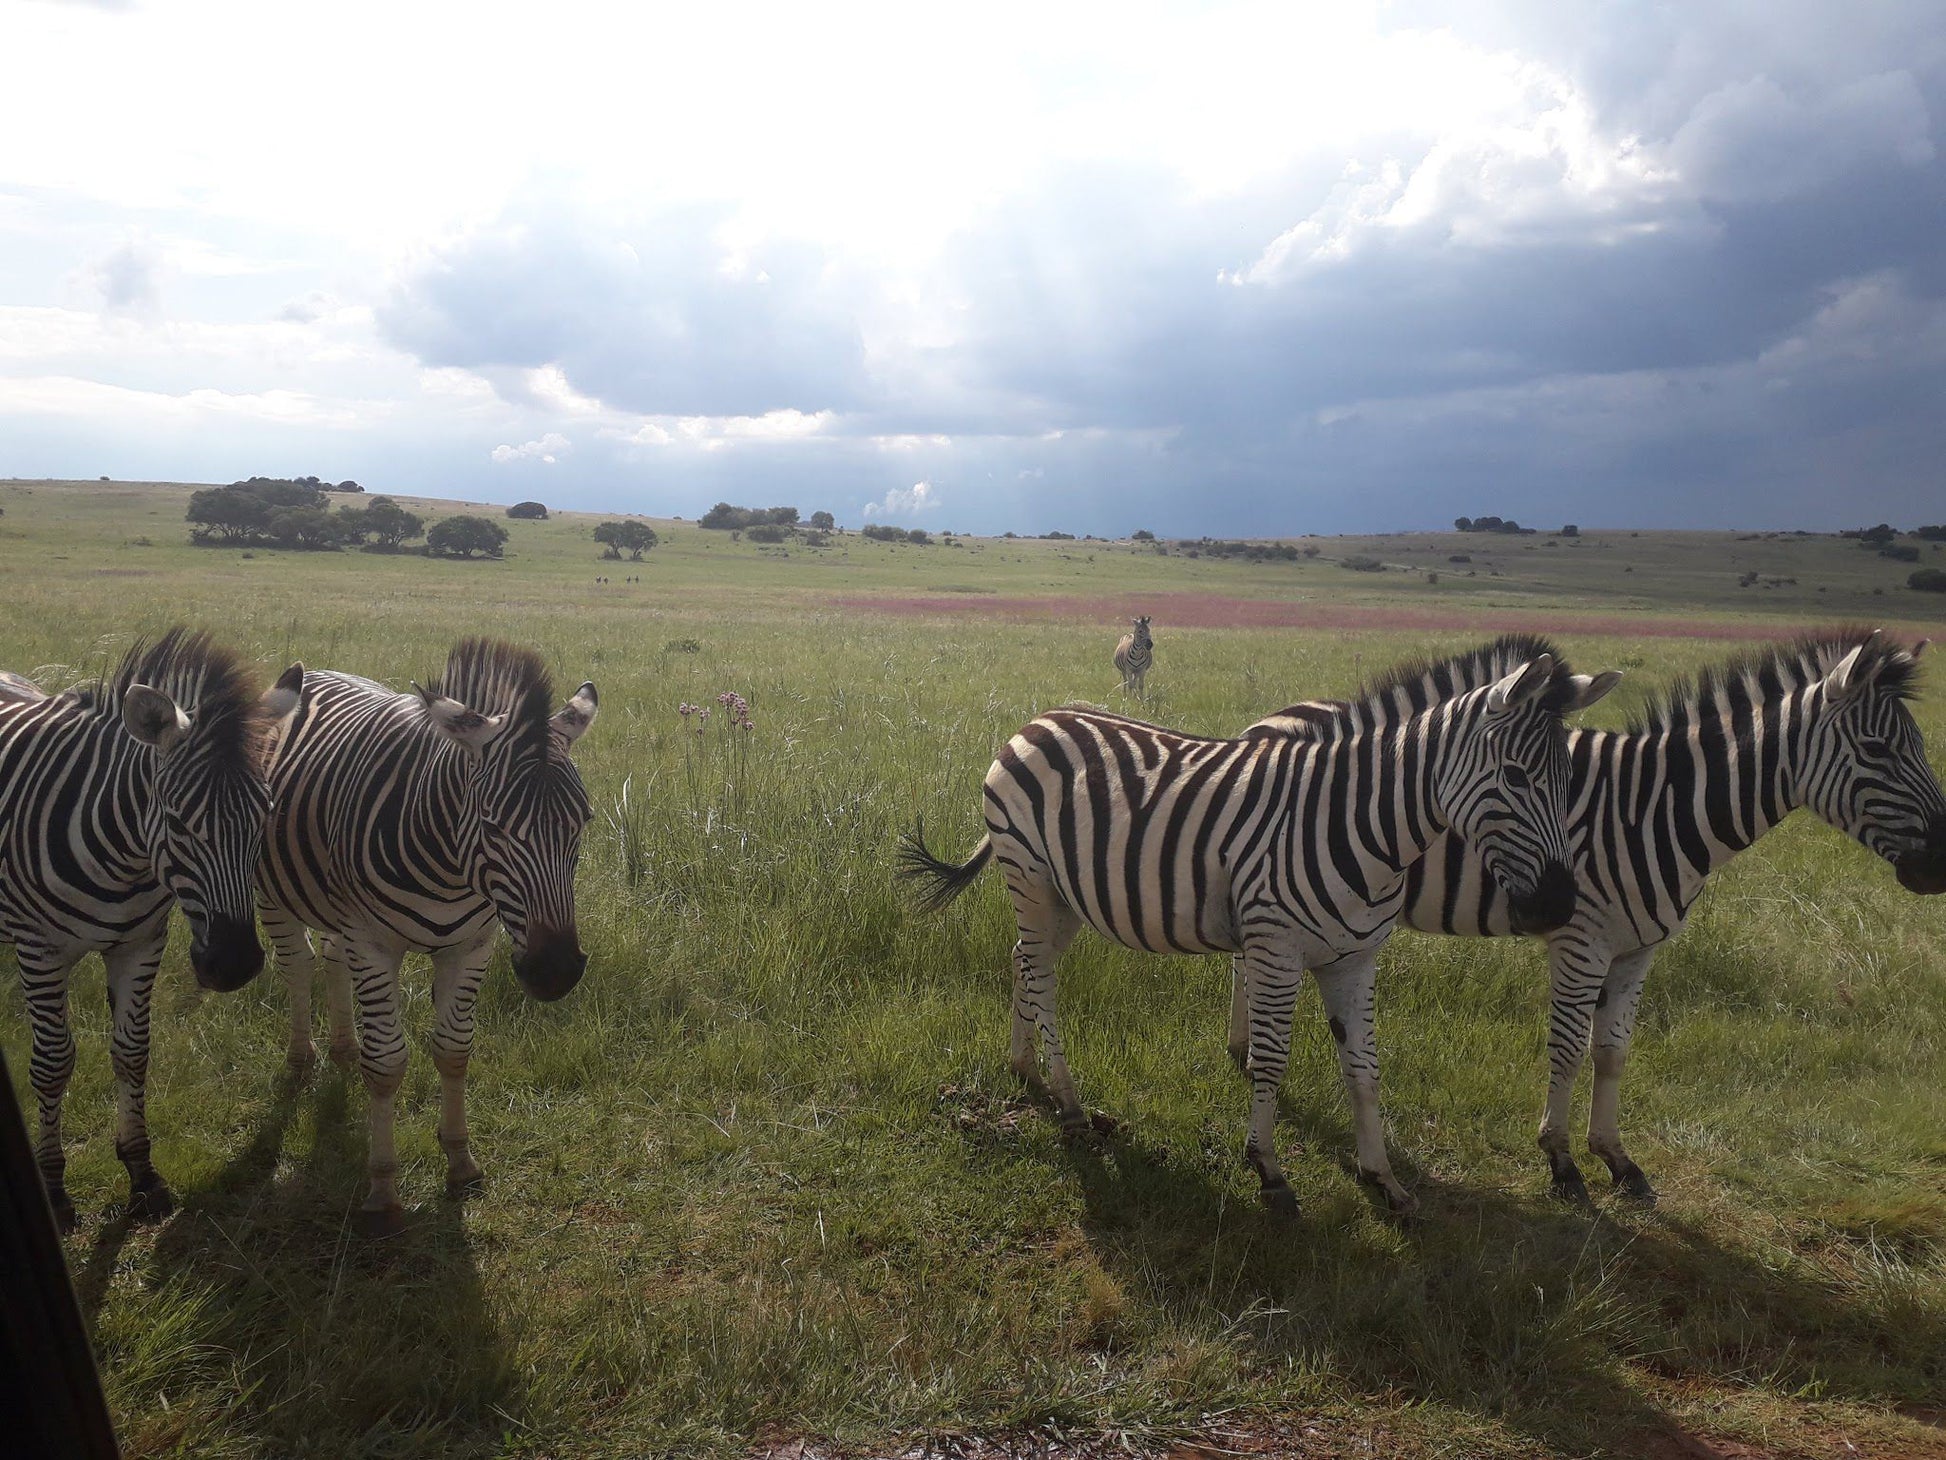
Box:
490, 432, 570, 464
863, 480, 942, 519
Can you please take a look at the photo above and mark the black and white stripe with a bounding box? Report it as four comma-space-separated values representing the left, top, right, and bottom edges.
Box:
0, 629, 296, 1230
1113, 616, 1153, 697
258, 638, 598, 1234
1240, 627, 1946, 1203
903, 639, 1616, 1215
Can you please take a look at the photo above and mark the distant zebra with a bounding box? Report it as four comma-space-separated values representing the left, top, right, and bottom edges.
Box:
1238, 628, 1946, 1203
901, 640, 1617, 1215
0, 630, 298, 1229
1113, 616, 1153, 697
259, 639, 599, 1235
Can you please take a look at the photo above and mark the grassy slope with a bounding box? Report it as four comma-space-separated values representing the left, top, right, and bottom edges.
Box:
1, 480, 1943, 1459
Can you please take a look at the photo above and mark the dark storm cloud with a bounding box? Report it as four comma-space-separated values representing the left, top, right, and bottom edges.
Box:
378, 10, 1946, 533
379, 203, 870, 418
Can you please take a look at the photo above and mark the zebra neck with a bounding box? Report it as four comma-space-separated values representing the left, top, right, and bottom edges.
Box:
1342, 718, 1444, 883
43, 711, 161, 885
1598, 694, 1804, 900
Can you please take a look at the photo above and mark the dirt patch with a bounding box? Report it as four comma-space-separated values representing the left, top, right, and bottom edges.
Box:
92, 568, 157, 578
831, 593, 1775, 640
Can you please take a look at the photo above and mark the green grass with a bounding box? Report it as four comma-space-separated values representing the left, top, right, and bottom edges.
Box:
3, 480, 1945, 1458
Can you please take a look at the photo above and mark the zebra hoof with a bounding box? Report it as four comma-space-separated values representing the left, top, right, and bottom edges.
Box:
1226, 1043, 1250, 1075
127, 1175, 175, 1224
48, 1193, 78, 1235
285, 1045, 317, 1079
445, 1163, 485, 1198
1260, 1182, 1301, 1219
1382, 1186, 1420, 1221
1611, 1165, 1658, 1206
1549, 1171, 1594, 1208
1057, 1112, 1096, 1145
353, 1203, 408, 1239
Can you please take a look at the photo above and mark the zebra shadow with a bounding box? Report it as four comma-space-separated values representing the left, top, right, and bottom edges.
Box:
1050, 1115, 1942, 1457
130, 1066, 517, 1456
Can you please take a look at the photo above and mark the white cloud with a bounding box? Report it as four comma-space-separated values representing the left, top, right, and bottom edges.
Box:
863, 479, 942, 519
490, 431, 570, 464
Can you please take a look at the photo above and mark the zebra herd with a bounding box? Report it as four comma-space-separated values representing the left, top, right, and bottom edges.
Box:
1, 624, 1942, 1237
0, 632, 597, 1235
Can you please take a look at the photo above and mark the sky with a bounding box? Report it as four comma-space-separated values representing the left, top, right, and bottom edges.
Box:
3, 0, 1944, 536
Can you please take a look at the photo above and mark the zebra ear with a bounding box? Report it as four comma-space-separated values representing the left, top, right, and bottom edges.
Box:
123, 682, 191, 754
411, 681, 506, 754
1563, 670, 1623, 712
260, 663, 303, 724
551, 681, 599, 744
1486, 654, 1555, 714
1823, 636, 1884, 705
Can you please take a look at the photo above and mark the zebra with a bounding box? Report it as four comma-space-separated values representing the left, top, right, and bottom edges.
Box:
258, 638, 599, 1236
0, 630, 299, 1230
1236, 627, 1946, 1205
1113, 616, 1153, 697
900, 640, 1618, 1216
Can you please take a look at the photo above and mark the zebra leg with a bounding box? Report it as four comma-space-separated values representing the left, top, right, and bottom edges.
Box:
262, 906, 320, 1075
1538, 934, 1612, 1205
103, 930, 173, 1222
319, 933, 356, 1069
1238, 940, 1307, 1216
17, 943, 80, 1232
343, 939, 410, 1237
1587, 948, 1657, 1204
1226, 955, 1250, 1070
1004, 876, 1086, 1135
429, 937, 493, 1194
1312, 949, 1416, 1216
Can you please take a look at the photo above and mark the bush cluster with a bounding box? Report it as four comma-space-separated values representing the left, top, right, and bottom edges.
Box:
699, 502, 799, 531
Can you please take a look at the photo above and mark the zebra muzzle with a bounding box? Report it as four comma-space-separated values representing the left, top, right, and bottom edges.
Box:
512, 932, 587, 1002
1507, 860, 1577, 934
1893, 819, 1946, 894
190, 915, 267, 992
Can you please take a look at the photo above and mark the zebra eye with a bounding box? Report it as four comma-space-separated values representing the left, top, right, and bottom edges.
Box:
1503, 766, 1531, 791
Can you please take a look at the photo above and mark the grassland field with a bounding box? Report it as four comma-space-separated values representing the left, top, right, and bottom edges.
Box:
2, 478, 1945, 1459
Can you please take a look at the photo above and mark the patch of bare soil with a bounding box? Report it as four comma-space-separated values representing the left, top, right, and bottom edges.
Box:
831, 594, 1770, 640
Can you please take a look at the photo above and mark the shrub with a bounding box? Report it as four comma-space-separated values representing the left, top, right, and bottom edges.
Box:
1913, 525, 1946, 541
1341, 555, 1384, 572
745, 523, 789, 543
905, 528, 931, 545
507, 500, 549, 520
426, 515, 508, 559
593, 521, 659, 560
1448, 554, 1471, 563
1561, 524, 1579, 537
1131, 529, 1155, 541
339, 496, 424, 550
1880, 543, 1921, 562
861, 523, 906, 542
809, 510, 835, 531
700, 502, 799, 530
1910, 568, 1946, 593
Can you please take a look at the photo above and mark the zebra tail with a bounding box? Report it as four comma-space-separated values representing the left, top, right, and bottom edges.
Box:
896, 820, 994, 912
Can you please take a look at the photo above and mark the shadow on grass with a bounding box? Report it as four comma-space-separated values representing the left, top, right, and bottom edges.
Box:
1025, 1093, 1944, 1460
125, 1068, 515, 1458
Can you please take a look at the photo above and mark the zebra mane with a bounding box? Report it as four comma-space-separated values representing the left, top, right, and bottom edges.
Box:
1627, 627, 1920, 735
429, 638, 556, 770
1259, 634, 1576, 734
86, 628, 266, 773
